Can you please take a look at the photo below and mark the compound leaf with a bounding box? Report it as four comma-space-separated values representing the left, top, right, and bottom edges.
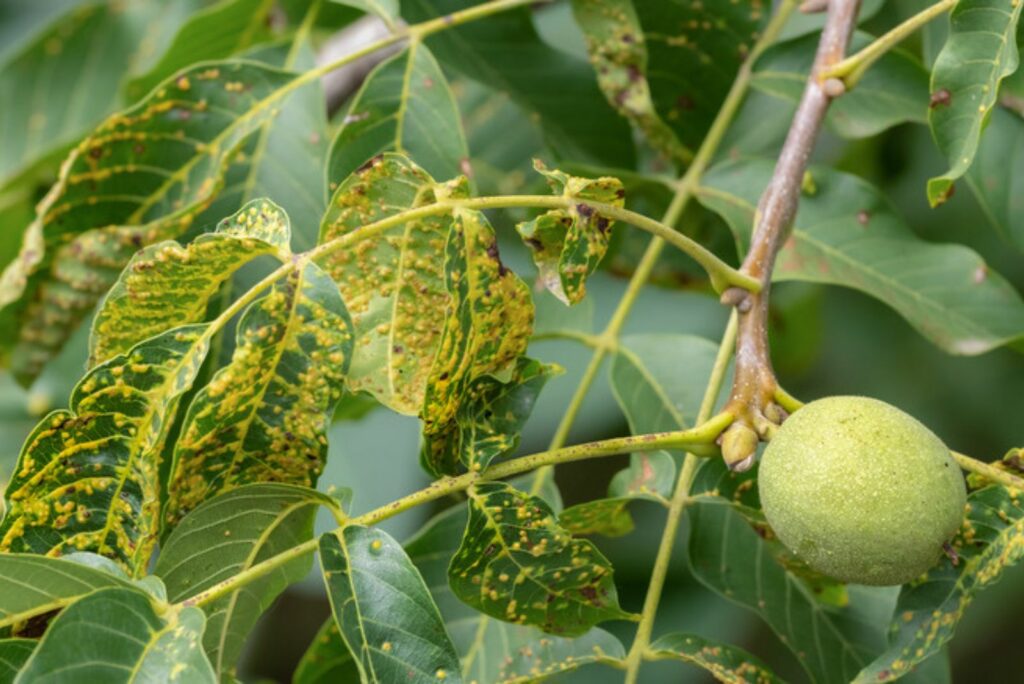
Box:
649, 632, 782, 683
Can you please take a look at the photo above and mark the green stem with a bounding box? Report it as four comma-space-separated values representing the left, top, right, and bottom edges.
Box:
180, 414, 733, 609
952, 451, 1024, 490
623, 312, 738, 682
822, 0, 956, 87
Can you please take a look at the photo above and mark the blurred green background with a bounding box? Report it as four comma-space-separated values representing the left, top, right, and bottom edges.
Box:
2, 0, 1023, 682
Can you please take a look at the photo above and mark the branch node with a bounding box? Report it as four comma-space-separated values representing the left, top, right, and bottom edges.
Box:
800, 0, 829, 13
822, 77, 846, 98
719, 286, 752, 312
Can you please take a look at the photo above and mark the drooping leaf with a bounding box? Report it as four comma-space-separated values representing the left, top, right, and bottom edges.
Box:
400, 0, 635, 167
89, 198, 291, 367
558, 497, 636, 538
515, 161, 624, 305
157, 484, 338, 677
0, 60, 296, 384
316, 154, 453, 415
570, 0, 688, 161
0, 325, 210, 574
124, 0, 275, 102
698, 159, 1024, 355
294, 619, 360, 684
320, 525, 462, 683
856, 485, 1024, 683
927, 0, 1023, 205
649, 632, 782, 683
330, 0, 401, 30
0, 554, 133, 633
420, 207, 535, 474
421, 357, 557, 476
752, 31, 929, 139
329, 41, 469, 185
966, 106, 1024, 250
449, 481, 630, 636
0, 639, 34, 683
405, 494, 625, 683
164, 260, 351, 526
15, 587, 215, 683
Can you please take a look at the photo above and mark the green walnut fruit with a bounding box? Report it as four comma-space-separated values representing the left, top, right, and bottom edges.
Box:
758, 396, 966, 586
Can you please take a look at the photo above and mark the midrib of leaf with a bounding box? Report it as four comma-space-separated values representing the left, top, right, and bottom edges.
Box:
125, 606, 189, 682
332, 532, 381, 682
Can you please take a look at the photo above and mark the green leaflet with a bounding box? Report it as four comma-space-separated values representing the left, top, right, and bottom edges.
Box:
157, 484, 338, 677
90, 198, 291, 367
421, 358, 557, 476
698, 159, 1024, 355
490, 628, 624, 683
316, 154, 454, 415
571, 0, 687, 161
320, 525, 462, 683
15, 587, 215, 683
419, 207, 535, 473
648, 633, 781, 684
0, 325, 210, 575
0, 60, 296, 385
448, 481, 630, 636
516, 161, 624, 305
330, 0, 401, 30
558, 497, 636, 538
856, 485, 1024, 683
328, 41, 469, 185
164, 261, 351, 527
966, 106, 1024, 250
928, 0, 1023, 205
0, 640, 34, 683
294, 619, 360, 684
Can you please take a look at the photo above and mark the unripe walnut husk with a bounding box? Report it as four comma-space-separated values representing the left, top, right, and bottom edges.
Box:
758, 396, 966, 586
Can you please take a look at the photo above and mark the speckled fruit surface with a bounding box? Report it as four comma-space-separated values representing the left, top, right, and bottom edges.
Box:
758, 396, 966, 586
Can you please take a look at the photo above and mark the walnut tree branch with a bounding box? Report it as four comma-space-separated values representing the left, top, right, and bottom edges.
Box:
719, 0, 862, 471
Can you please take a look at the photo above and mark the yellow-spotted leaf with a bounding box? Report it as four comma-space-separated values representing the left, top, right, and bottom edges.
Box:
448, 481, 631, 636
421, 358, 557, 476
164, 262, 351, 527
316, 153, 454, 415
0, 60, 297, 385
649, 633, 782, 683
516, 161, 624, 305
0, 325, 211, 575
90, 198, 291, 367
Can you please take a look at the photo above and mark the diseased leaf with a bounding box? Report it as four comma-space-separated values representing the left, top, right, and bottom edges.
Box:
330, 0, 401, 30
401, 0, 635, 167
570, 0, 688, 161
928, 0, 1023, 205
329, 42, 469, 185
752, 31, 929, 139
157, 484, 337, 677
294, 619, 360, 684
489, 628, 624, 683
698, 159, 1024, 355
856, 485, 1024, 683
449, 481, 630, 636
320, 525, 462, 683
0, 325, 210, 574
649, 632, 782, 683
15, 587, 215, 683
164, 260, 351, 526
607, 451, 675, 501
0, 554, 133, 633
515, 161, 624, 305
558, 497, 636, 538
421, 357, 557, 476
0, 639, 34, 683
90, 198, 291, 367
0, 60, 296, 384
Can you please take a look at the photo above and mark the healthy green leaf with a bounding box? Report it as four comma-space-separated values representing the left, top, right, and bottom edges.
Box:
0, 639, 34, 683
0, 60, 296, 384
0, 554, 133, 633
421, 357, 558, 476
570, 0, 688, 161
157, 484, 337, 677
401, 0, 635, 167
15, 587, 215, 683
89, 198, 291, 367
855, 485, 1024, 683
649, 632, 782, 683
320, 525, 462, 683
329, 41, 469, 185
966, 106, 1024, 249
752, 32, 929, 139
0, 325, 210, 574
164, 260, 351, 526
515, 161, 624, 305
449, 481, 630, 636
927, 0, 1023, 205
294, 619, 360, 684
698, 159, 1024, 355
331, 0, 401, 30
